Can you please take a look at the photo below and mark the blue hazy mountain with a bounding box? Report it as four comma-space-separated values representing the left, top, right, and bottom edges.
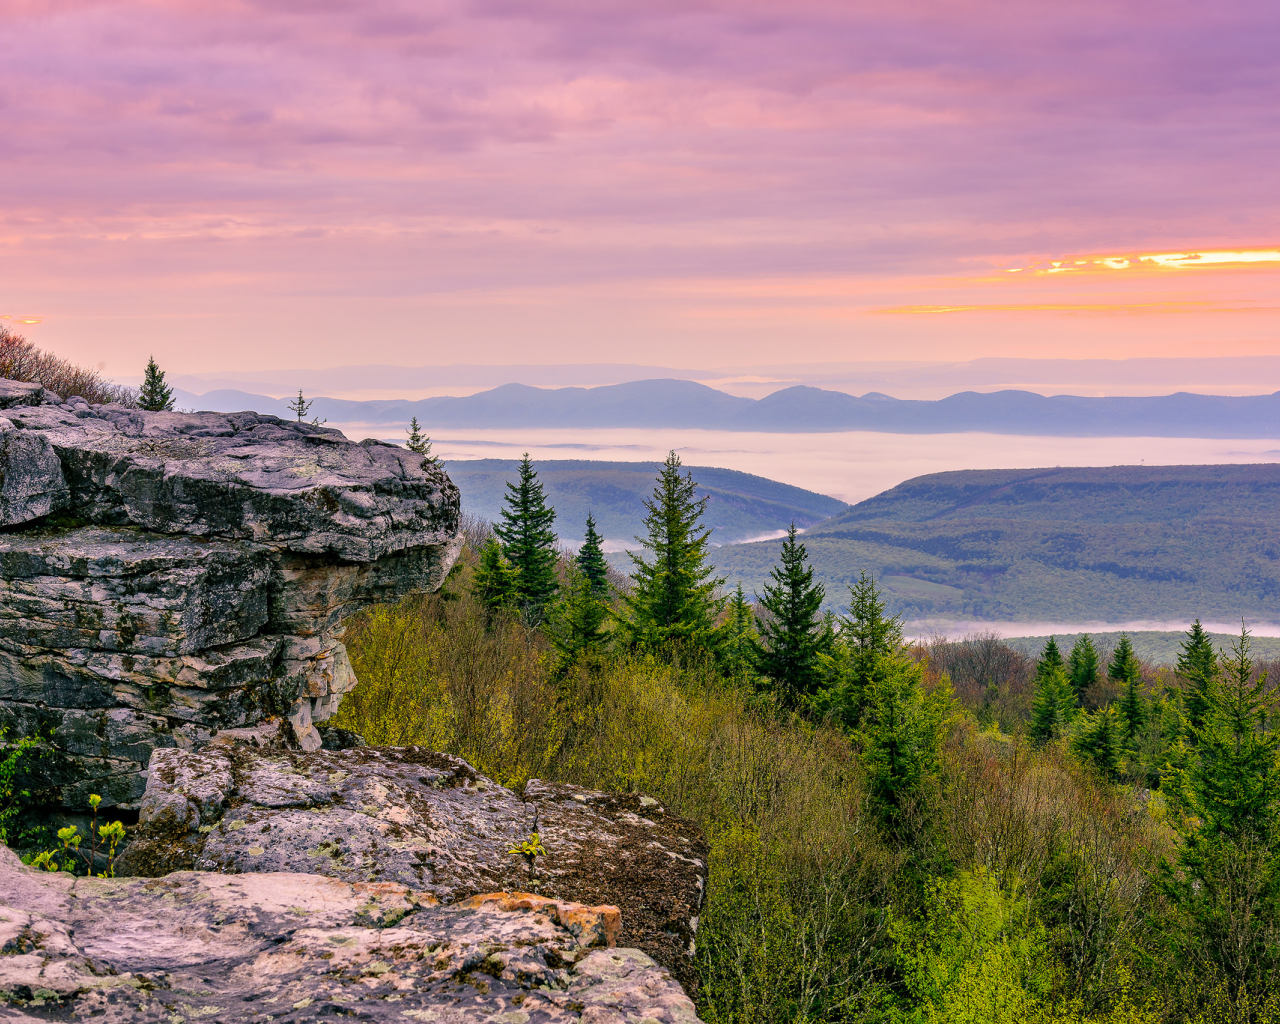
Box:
174, 379, 1280, 437
447, 459, 847, 547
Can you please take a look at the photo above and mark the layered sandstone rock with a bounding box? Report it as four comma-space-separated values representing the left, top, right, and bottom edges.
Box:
0, 843, 703, 1023
0, 381, 461, 809
120, 745, 708, 992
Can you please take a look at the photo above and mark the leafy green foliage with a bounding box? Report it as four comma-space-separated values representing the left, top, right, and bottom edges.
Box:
546, 563, 610, 674
1030, 663, 1078, 745
137, 355, 174, 411
405, 416, 435, 460
1073, 705, 1123, 781
1178, 619, 1218, 740
1108, 636, 1145, 741
1067, 635, 1100, 702
719, 583, 759, 681
472, 538, 519, 616
493, 454, 560, 625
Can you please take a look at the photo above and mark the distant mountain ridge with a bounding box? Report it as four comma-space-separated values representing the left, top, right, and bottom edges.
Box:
173, 378, 1280, 437
710, 464, 1280, 623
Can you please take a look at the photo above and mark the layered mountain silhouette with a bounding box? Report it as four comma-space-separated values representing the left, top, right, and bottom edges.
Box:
174, 379, 1280, 437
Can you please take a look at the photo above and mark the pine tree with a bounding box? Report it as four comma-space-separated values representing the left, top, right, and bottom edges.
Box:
547, 563, 610, 674
138, 356, 174, 412
287, 389, 313, 422
1067, 634, 1100, 704
755, 524, 827, 708
472, 539, 519, 616
620, 452, 726, 655
817, 571, 904, 729
1160, 625, 1280, 1005
1178, 618, 1218, 740
492, 455, 559, 625
576, 513, 610, 599
857, 654, 953, 829
1109, 634, 1145, 741
405, 417, 435, 461
719, 583, 759, 680
1073, 704, 1122, 781
1036, 636, 1064, 681
1030, 663, 1077, 745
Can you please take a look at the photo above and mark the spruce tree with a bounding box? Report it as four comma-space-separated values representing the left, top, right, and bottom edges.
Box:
1067, 634, 1100, 704
576, 513, 610, 599
1030, 663, 1077, 745
1161, 625, 1280, 1004
755, 524, 827, 708
620, 452, 725, 655
719, 583, 759, 680
1073, 704, 1122, 781
547, 563, 610, 674
287, 389, 313, 422
1109, 634, 1146, 741
1036, 636, 1064, 681
138, 356, 174, 412
472, 539, 519, 616
819, 571, 904, 729
405, 417, 435, 461
1178, 618, 1218, 740
492, 455, 559, 625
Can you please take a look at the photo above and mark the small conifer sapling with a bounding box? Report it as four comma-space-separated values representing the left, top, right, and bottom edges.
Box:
138, 356, 175, 412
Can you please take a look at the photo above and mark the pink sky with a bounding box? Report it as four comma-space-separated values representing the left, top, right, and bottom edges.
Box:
2, 0, 1279, 379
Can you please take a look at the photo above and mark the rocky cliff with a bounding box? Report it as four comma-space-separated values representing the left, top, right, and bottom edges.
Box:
0, 380, 462, 811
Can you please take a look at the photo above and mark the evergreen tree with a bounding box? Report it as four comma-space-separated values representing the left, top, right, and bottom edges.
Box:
1036, 636, 1064, 681
1030, 663, 1077, 745
138, 356, 174, 412
547, 563, 610, 674
620, 452, 726, 655
1073, 704, 1122, 781
1161, 625, 1280, 1006
287, 389, 313, 422
1178, 618, 1219, 740
1067, 634, 1100, 704
405, 417, 436, 461
472, 539, 518, 616
493, 455, 559, 625
857, 654, 953, 829
719, 584, 759, 680
1109, 634, 1145, 741
817, 571, 904, 729
576, 513, 610, 599
755, 524, 827, 708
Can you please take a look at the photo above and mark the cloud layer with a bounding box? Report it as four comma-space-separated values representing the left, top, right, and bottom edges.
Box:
3, 0, 1278, 372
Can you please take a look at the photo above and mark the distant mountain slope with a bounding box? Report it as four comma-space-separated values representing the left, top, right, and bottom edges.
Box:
446, 459, 847, 547
175, 379, 1280, 438
710, 465, 1280, 623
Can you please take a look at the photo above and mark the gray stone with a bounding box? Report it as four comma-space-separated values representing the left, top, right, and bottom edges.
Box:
120, 745, 708, 992
0, 382, 462, 810
0, 843, 703, 1023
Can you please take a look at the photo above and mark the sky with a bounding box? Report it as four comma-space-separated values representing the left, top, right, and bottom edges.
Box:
3, 0, 1280, 379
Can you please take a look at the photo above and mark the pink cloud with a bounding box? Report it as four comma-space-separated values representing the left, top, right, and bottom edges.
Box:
1, 0, 1278, 370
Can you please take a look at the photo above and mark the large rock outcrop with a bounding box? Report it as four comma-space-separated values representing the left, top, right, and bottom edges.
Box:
0, 843, 703, 1023
0, 380, 461, 810
119, 745, 708, 992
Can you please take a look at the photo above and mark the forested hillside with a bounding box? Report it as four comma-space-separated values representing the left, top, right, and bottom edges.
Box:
447, 458, 846, 546
711, 464, 1280, 622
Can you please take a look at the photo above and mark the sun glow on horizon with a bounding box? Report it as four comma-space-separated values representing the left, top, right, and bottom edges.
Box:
1004, 248, 1280, 276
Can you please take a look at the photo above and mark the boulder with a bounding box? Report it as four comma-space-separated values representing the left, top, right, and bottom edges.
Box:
0, 843, 703, 1022
0, 385, 461, 810
120, 745, 708, 993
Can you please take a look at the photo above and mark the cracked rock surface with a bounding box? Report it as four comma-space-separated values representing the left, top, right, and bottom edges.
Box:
0, 843, 703, 1023
120, 746, 708, 995
0, 380, 461, 809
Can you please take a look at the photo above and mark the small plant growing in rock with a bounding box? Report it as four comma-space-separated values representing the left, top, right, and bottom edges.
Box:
28, 794, 126, 877
405, 416, 436, 462
509, 832, 546, 876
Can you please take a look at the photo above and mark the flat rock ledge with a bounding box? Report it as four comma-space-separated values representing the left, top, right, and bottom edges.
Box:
0, 379, 461, 810
0, 843, 704, 1023
119, 746, 708, 995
